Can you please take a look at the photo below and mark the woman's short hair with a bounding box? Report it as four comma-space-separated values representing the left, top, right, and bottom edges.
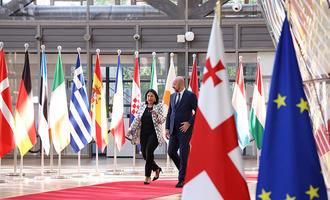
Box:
145, 89, 159, 105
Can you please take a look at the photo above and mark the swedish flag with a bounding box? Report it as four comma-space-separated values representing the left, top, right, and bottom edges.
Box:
256, 17, 328, 200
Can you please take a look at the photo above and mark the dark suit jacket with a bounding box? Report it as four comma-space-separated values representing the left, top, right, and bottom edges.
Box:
166, 90, 197, 135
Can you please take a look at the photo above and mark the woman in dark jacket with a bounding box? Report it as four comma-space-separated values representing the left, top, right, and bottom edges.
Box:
127, 89, 165, 184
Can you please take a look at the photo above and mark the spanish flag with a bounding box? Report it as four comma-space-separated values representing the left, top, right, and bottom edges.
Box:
14, 50, 37, 156
91, 53, 109, 152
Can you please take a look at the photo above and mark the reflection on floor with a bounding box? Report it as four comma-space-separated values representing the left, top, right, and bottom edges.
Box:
0, 157, 258, 199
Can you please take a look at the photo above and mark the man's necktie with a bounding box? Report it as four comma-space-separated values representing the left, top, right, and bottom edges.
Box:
175, 93, 181, 107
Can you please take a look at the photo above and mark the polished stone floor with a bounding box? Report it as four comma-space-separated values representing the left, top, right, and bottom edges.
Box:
0, 157, 260, 199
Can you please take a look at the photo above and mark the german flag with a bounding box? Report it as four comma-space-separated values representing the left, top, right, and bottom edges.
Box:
14, 50, 36, 156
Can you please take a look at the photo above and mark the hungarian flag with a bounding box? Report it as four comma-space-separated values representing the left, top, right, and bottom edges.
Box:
182, 16, 250, 199
49, 48, 70, 154
0, 47, 15, 158
248, 58, 266, 150
150, 52, 158, 93
91, 53, 109, 152
162, 53, 176, 141
37, 49, 50, 155
110, 54, 125, 151
129, 52, 141, 131
188, 54, 199, 98
232, 57, 250, 149
14, 50, 37, 156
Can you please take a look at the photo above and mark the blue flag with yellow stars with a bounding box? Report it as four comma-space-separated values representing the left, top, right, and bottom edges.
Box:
256, 16, 328, 200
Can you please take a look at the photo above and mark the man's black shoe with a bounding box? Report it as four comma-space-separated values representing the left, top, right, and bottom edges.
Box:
175, 181, 184, 188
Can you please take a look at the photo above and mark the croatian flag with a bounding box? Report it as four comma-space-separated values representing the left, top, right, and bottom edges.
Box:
182, 16, 250, 200
129, 52, 141, 132
69, 50, 92, 153
110, 52, 125, 151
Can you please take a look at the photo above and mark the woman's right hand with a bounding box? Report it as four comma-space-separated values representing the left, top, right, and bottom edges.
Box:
126, 129, 132, 137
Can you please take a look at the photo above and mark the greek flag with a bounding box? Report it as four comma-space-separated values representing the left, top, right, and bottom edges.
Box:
69, 52, 92, 153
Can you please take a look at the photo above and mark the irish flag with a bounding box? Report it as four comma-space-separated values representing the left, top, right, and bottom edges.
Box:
14, 49, 37, 156
49, 46, 70, 154
249, 57, 266, 149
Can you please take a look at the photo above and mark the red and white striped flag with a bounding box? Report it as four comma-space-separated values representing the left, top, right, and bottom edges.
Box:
0, 45, 15, 158
182, 17, 250, 200
14, 48, 37, 156
188, 54, 199, 98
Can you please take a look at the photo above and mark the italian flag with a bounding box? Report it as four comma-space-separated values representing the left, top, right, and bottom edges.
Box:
249, 58, 266, 149
49, 48, 70, 154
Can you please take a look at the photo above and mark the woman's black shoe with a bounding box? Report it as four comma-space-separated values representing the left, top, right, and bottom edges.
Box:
152, 168, 162, 181
144, 177, 151, 184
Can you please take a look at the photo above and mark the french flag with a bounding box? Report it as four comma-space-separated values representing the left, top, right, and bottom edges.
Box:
110, 50, 125, 151
129, 52, 141, 131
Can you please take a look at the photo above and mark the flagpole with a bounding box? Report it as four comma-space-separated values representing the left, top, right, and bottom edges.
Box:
50, 142, 54, 172
0, 42, 7, 182
96, 146, 98, 172
114, 141, 117, 170
0, 158, 5, 183
40, 45, 46, 177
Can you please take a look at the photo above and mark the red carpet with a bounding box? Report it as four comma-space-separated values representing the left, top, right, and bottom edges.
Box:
5, 174, 257, 200
246, 173, 258, 182
5, 179, 182, 200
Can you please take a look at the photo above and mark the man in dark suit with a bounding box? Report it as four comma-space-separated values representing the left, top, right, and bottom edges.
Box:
166, 76, 197, 188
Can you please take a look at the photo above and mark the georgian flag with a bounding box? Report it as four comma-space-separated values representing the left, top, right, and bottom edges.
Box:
182, 17, 250, 200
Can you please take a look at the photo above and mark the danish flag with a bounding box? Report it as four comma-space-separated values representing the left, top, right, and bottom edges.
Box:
182, 17, 250, 200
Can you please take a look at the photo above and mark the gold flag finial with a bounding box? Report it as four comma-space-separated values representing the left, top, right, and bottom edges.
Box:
286, 0, 290, 23
215, 0, 221, 25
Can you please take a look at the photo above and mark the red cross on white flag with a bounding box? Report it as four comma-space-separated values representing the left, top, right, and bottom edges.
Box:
182, 17, 250, 200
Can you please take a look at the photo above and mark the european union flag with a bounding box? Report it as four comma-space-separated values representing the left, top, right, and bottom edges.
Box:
256, 17, 328, 200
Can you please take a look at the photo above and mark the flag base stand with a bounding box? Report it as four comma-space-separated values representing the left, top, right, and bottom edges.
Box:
13, 177, 28, 182
34, 176, 50, 181
7, 172, 22, 176
72, 173, 87, 178
44, 170, 57, 174
52, 175, 71, 179
90, 172, 104, 177
124, 168, 141, 175
105, 169, 123, 175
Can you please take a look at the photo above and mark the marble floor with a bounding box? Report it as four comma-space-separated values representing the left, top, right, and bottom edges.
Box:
0, 157, 259, 199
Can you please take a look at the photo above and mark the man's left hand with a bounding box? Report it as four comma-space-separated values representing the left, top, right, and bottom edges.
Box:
180, 122, 191, 132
